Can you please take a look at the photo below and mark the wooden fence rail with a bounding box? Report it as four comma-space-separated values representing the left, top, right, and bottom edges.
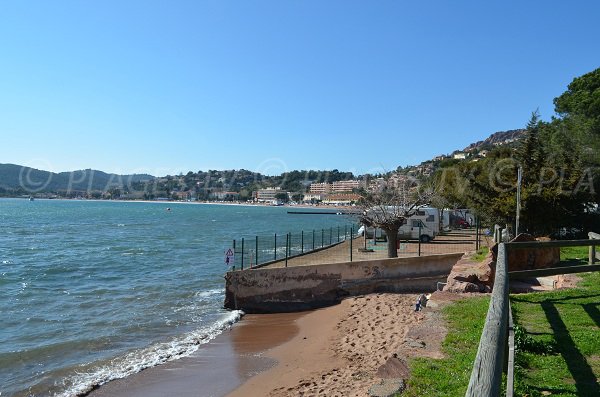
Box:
466, 243, 509, 396
466, 235, 600, 397
590, 232, 599, 264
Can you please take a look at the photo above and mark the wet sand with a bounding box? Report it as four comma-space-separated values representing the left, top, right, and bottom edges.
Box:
228, 292, 453, 397
88, 292, 457, 397
87, 312, 306, 397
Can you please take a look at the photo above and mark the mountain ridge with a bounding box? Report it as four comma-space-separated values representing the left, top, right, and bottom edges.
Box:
0, 128, 525, 195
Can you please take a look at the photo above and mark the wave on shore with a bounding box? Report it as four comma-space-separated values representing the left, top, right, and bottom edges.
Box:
56, 310, 244, 397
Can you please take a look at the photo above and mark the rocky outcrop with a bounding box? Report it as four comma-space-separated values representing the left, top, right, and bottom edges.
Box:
443, 234, 562, 294
442, 252, 494, 293
463, 129, 525, 152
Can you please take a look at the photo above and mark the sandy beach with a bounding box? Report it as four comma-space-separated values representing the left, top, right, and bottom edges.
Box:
87, 291, 460, 397
228, 291, 459, 397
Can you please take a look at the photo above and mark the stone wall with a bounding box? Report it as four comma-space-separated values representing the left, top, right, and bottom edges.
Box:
224, 253, 463, 313
491, 234, 560, 271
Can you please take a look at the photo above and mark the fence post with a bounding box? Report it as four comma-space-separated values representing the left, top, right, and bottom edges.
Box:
301, 230, 304, 254
345, 225, 347, 240
475, 217, 480, 251
321, 229, 324, 248
589, 232, 599, 264
337, 226, 340, 242
241, 238, 244, 270
274, 233, 277, 261
313, 229, 315, 250
255, 236, 259, 267
232, 239, 236, 271
350, 226, 353, 262
418, 223, 422, 257
285, 233, 289, 268
329, 227, 332, 245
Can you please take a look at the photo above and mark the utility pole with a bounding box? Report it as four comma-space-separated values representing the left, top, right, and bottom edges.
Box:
516, 166, 522, 236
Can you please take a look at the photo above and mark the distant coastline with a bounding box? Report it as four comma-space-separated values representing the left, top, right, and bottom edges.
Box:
4, 196, 358, 210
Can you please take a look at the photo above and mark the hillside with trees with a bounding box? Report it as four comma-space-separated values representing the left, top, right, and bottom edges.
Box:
433, 67, 600, 236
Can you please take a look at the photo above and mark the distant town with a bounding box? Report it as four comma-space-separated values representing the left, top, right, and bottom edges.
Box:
0, 129, 525, 205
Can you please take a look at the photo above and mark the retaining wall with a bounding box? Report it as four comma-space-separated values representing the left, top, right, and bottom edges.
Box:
224, 253, 463, 313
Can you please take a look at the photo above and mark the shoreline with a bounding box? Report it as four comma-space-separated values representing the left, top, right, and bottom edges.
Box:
86, 312, 307, 397
4, 196, 357, 211
227, 292, 460, 396
85, 291, 459, 397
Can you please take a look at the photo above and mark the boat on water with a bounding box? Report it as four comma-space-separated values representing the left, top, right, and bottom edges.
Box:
29, 196, 34, 201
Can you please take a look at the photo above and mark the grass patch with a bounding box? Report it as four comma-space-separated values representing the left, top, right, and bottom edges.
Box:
403, 296, 490, 396
511, 271, 600, 396
560, 246, 589, 262
471, 246, 490, 262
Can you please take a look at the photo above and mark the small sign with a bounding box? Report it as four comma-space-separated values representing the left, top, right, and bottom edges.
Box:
224, 248, 235, 266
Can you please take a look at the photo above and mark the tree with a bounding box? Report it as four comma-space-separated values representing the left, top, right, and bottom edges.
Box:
291, 193, 304, 202
554, 67, 600, 127
358, 177, 434, 258
275, 192, 289, 203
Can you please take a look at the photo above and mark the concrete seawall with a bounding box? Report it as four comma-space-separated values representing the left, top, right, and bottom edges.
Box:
224, 253, 463, 313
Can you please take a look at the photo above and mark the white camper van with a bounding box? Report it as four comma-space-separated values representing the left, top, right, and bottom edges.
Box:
398, 207, 439, 242
360, 207, 440, 243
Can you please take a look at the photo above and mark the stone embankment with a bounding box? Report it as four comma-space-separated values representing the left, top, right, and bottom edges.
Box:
225, 253, 463, 313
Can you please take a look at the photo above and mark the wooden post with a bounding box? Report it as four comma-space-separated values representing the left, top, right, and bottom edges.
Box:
506, 302, 515, 397
466, 243, 509, 396
589, 232, 600, 264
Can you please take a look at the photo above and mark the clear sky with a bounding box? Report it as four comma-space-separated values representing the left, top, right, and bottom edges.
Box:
1, 1, 598, 176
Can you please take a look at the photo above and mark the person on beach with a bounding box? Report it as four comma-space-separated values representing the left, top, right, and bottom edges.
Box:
415, 294, 428, 311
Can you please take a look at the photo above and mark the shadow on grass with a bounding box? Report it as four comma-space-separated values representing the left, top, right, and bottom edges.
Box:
582, 303, 600, 329
512, 293, 600, 304
541, 301, 600, 396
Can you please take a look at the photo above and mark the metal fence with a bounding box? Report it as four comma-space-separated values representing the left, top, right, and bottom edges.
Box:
230, 222, 487, 270
231, 224, 359, 270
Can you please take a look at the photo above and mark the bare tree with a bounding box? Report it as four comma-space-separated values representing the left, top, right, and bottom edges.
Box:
359, 176, 434, 258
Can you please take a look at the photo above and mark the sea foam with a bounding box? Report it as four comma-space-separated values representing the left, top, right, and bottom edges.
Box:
54, 310, 244, 397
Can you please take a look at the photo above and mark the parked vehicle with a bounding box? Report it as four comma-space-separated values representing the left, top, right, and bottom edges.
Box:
360, 206, 440, 242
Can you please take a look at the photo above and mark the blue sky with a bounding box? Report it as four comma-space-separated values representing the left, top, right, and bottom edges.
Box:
1, 1, 598, 176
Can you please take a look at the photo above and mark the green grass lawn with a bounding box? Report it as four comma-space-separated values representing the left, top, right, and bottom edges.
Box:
560, 246, 591, 262
403, 246, 599, 397
510, 247, 600, 396
403, 296, 490, 396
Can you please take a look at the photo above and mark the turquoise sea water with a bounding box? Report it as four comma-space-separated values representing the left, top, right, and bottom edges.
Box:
0, 199, 353, 396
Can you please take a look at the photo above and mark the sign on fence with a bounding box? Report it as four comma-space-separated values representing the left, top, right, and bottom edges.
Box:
224, 248, 235, 266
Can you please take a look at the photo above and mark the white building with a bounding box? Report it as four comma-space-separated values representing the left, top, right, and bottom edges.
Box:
254, 187, 287, 202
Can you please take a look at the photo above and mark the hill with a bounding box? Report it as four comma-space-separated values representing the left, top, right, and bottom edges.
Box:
0, 128, 524, 198
462, 129, 525, 152
0, 164, 153, 196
